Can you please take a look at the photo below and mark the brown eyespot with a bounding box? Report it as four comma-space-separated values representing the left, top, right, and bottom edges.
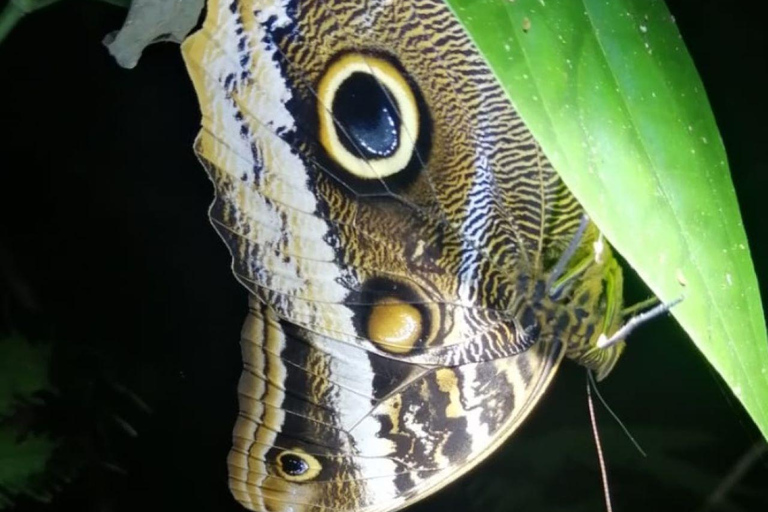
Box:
368, 297, 423, 354
356, 277, 440, 355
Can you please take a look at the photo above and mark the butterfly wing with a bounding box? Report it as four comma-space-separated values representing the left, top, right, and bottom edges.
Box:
228, 299, 563, 512
182, 0, 589, 510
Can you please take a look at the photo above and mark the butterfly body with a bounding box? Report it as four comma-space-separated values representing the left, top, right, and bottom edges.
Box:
182, 1, 625, 510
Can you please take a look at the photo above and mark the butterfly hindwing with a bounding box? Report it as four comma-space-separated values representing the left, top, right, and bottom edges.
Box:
229, 300, 563, 512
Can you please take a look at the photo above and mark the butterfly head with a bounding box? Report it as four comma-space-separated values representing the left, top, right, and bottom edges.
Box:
558, 245, 626, 381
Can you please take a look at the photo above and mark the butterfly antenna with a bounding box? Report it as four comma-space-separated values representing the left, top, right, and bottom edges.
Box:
586, 372, 614, 512
598, 296, 684, 349
587, 371, 647, 457
547, 214, 589, 295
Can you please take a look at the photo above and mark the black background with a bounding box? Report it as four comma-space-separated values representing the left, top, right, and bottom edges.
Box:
0, 1, 766, 511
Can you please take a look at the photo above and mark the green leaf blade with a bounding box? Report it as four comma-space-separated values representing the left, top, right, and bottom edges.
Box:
0, 336, 51, 417
446, 0, 768, 440
0, 428, 56, 508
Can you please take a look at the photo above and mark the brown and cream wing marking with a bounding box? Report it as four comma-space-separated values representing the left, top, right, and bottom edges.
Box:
227, 299, 563, 512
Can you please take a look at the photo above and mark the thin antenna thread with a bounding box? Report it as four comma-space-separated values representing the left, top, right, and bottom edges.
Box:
587, 372, 614, 512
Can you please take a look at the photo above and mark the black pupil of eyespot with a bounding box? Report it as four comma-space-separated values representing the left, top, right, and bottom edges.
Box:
332, 72, 400, 159
281, 454, 309, 476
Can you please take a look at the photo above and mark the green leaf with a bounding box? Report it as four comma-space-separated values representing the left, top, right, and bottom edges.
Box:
445, 0, 768, 440
0, 427, 56, 508
0, 336, 52, 418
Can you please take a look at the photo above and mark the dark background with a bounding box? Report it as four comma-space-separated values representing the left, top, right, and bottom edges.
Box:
0, 0, 766, 511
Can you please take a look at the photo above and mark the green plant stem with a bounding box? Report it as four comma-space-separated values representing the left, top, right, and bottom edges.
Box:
0, 1, 27, 45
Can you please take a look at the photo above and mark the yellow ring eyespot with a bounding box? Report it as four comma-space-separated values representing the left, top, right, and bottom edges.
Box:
275, 449, 322, 482
368, 297, 423, 354
317, 52, 420, 180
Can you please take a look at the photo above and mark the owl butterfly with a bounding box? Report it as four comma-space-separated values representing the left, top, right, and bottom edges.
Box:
182, 0, 626, 511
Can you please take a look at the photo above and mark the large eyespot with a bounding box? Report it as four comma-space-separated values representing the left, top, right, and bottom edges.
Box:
317, 52, 426, 182
275, 449, 322, 482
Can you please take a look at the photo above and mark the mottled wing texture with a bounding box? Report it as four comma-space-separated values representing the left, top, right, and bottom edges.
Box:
181, 0, 613, 511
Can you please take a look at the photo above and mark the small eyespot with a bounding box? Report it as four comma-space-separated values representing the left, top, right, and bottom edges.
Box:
275, 449, 322, 482
317, 52, 422, 180
281, 454, 308, 476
